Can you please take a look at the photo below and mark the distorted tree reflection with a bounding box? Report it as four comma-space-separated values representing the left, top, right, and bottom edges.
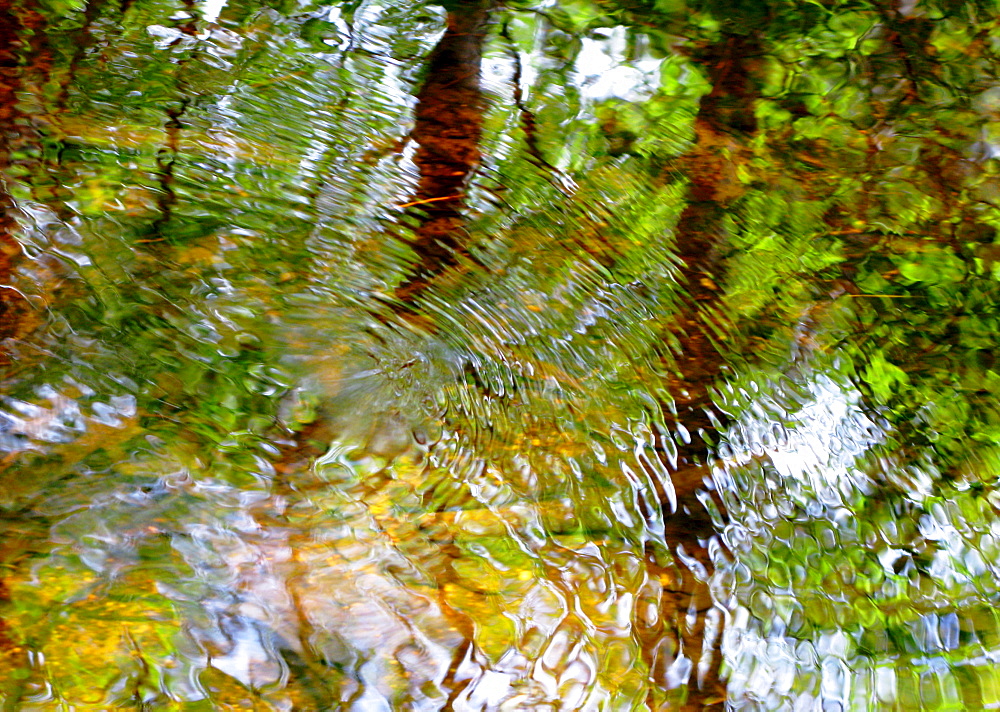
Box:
0, 0, 999, 709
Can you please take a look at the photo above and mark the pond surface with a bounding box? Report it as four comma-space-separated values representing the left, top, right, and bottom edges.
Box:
1, 0, 1000, 709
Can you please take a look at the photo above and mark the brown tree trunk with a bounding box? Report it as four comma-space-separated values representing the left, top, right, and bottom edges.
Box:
393, 1, 492, 306
0, 0, 30, 346
643, 32, 764, 710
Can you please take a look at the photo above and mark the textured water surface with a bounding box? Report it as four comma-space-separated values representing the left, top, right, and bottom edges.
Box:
0, 0, 999, 710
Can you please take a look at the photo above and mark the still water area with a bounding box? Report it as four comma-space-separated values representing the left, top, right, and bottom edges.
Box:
1, 0, 1000, 709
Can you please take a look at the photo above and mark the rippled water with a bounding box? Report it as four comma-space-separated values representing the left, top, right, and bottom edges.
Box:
1, 0, 999, 709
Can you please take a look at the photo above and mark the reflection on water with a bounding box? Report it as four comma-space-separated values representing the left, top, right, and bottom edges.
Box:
1, 0, 1000, 709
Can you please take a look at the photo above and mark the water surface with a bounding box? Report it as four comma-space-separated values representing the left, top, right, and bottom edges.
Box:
1, 0, 999, 709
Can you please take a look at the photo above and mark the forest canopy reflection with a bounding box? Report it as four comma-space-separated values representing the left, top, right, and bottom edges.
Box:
0, 0, 1000, 709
